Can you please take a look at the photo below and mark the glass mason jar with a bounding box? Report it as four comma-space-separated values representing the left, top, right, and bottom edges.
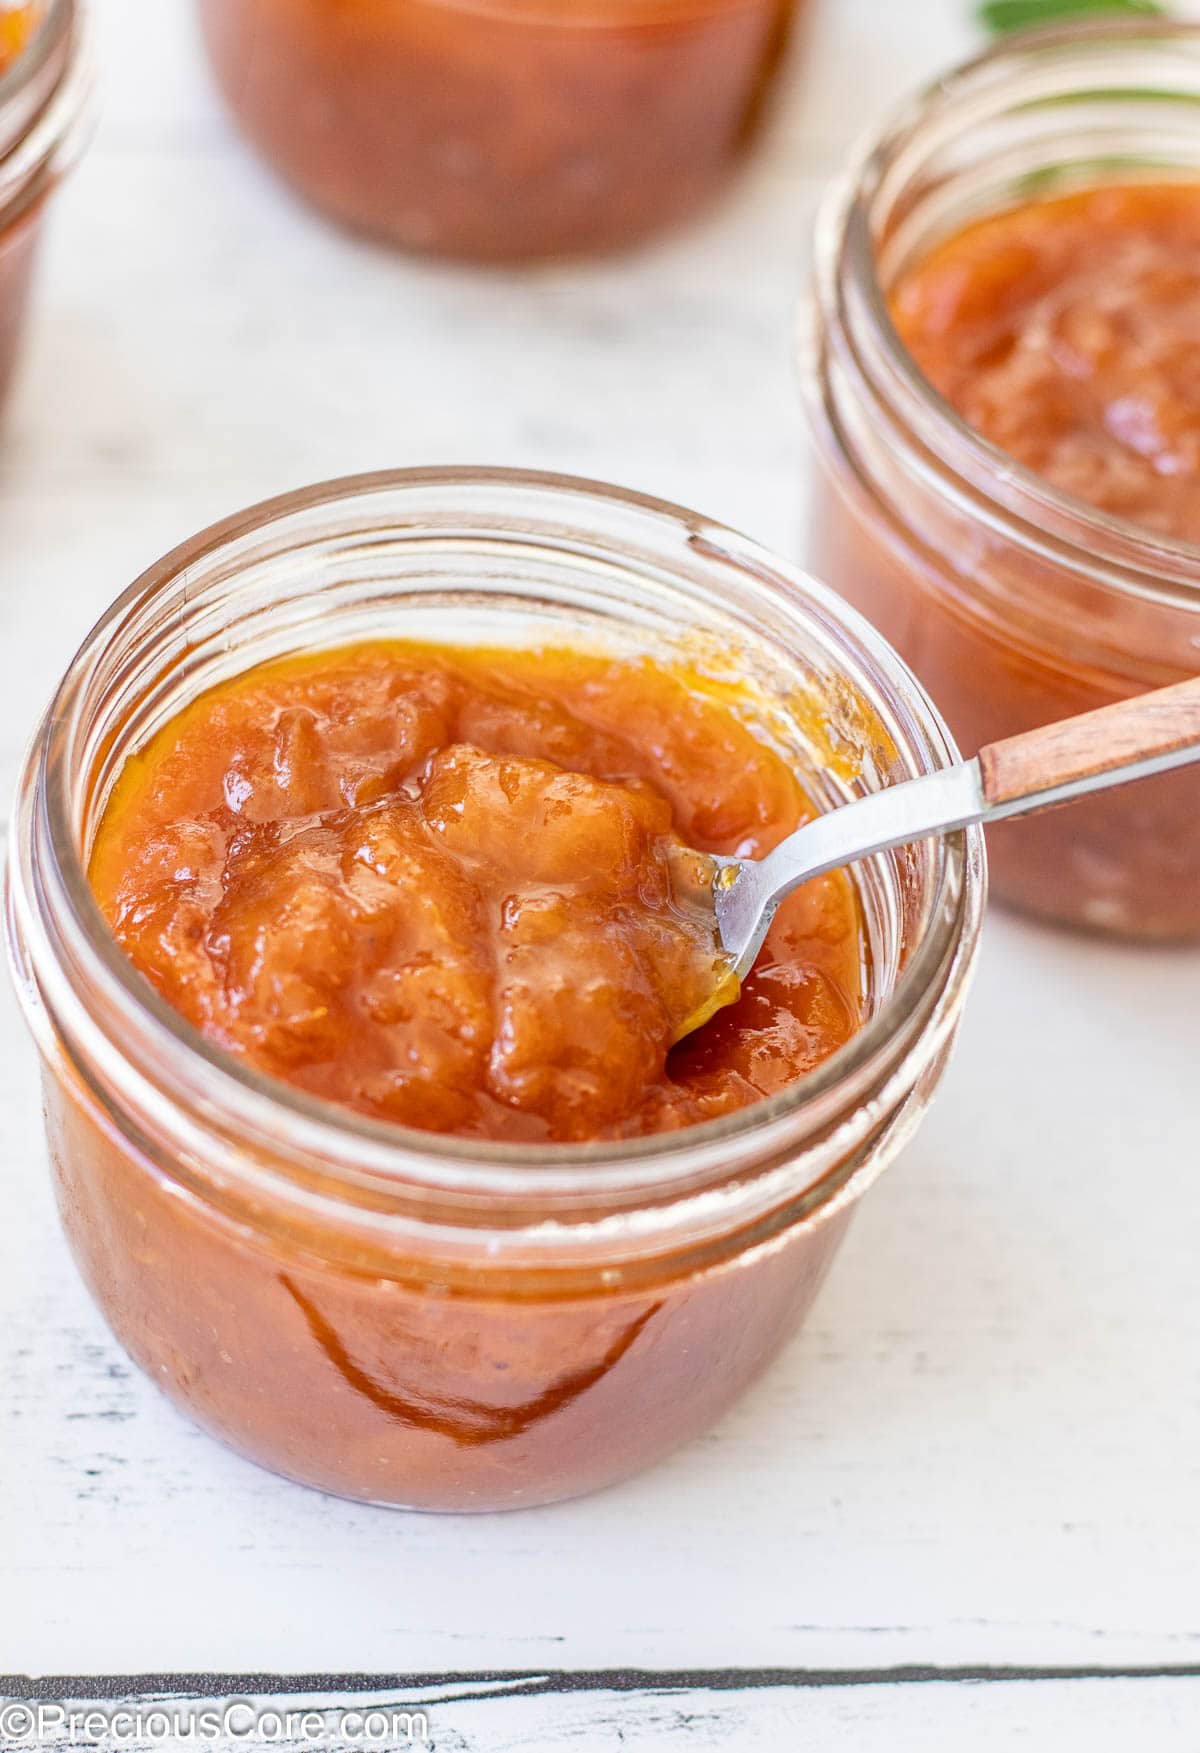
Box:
7, 469, 984, 1511
801, 21, 1200, 941
0, 0, 93, 410
195, 0, 798, 260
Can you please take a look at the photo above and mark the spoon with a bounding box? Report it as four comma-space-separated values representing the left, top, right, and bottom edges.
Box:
680, 674, 1200, 1041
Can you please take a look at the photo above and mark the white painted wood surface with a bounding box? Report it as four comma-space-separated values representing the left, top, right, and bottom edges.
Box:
2, 1, 1199, 1744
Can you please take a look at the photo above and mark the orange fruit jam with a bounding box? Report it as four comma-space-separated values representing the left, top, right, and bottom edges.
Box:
893, 183, 1200, 544
89, 642, 866, 1145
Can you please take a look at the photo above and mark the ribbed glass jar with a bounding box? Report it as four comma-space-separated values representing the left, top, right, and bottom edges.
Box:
8, 469, 984, 1510
802, 21, 1200, 940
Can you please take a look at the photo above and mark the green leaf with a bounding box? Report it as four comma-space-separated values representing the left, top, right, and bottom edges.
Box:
979, 0, 1166, 35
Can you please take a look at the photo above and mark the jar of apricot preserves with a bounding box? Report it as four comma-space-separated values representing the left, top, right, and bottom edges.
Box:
802, 22, 1200, 940
8, 470, 983, 1511
195, 0, 798, 259
0, 0, 92, 411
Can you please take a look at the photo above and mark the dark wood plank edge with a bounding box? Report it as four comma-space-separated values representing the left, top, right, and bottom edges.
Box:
6, 1667, 1200, 1702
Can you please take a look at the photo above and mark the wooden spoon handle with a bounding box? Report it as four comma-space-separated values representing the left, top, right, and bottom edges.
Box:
979, 675, 1200, 811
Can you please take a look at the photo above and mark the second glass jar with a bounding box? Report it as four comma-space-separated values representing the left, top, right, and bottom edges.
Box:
801, 21, 1200, 941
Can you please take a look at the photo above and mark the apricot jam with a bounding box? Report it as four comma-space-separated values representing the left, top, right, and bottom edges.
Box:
892, 184, 1200, 545
90, 642, 865, 1145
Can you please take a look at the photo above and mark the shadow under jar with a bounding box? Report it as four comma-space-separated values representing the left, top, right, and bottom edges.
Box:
7, 469, 983, 1511
0, 0, 92, 411
802, 21, 1200, 940
195, 0, 798, 260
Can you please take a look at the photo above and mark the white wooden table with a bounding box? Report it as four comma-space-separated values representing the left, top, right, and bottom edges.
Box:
2, 2, 1199, 1747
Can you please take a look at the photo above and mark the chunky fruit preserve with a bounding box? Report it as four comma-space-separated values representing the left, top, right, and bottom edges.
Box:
90, 641, 866, 1144
892, 184, 1200, 545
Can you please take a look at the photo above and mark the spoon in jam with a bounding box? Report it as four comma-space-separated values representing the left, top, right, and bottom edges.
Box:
678, 674, 1200, 1041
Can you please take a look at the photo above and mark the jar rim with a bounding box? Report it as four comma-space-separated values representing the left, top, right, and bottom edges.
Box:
817, 15, 1200, 611
11, 467, 984, 1213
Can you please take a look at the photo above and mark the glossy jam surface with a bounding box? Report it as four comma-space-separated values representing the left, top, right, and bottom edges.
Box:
893, 184, 1200, 543
196, 0, 796, 260
90, 643, 865, 1144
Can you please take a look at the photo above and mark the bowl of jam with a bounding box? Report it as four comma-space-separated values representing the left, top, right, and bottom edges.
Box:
0, 0, 92, 412
7, 469, 984, 1509
802, 20, 1200, 941
194, 0, 799, 259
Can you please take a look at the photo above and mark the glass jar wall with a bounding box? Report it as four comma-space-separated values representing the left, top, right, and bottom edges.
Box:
7, 470, 983, 1509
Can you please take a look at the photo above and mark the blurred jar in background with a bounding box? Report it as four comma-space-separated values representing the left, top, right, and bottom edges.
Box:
195, 0, 798, 260
801, 22, 1200, 941
0, 0, 93, 410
